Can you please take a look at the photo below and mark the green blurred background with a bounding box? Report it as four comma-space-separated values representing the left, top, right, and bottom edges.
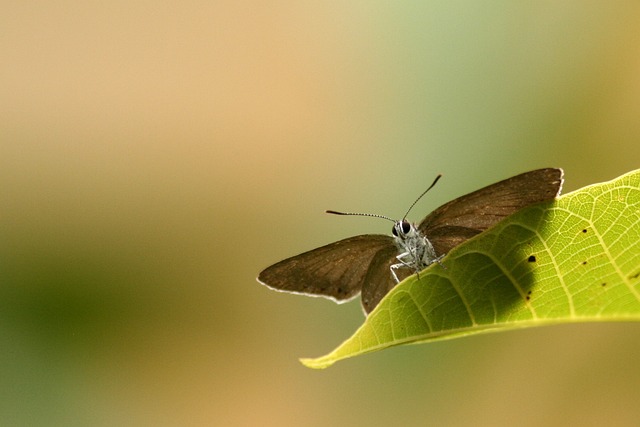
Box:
2, 2, 640, 426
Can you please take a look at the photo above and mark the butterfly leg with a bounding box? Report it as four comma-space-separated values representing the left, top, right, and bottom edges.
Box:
390, 250, 418, 283
390, 263, 402, 283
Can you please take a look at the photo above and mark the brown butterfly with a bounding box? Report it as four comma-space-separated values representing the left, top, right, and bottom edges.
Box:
258, 168, 563, 314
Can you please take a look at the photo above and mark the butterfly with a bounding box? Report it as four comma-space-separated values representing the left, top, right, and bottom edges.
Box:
258, 168, 563, 314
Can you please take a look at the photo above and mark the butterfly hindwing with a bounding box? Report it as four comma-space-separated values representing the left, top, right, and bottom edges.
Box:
360, 244, 402, 314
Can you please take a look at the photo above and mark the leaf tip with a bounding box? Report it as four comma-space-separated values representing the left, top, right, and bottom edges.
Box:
299, 356, 335, 369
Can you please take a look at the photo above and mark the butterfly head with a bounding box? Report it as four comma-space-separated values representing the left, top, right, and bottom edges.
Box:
391, 220, 417, 241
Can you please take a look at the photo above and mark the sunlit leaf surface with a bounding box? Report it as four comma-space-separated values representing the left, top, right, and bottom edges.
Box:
302, 169, 640, 369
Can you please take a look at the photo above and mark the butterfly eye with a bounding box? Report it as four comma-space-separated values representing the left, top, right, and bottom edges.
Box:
392, 221, 412, 236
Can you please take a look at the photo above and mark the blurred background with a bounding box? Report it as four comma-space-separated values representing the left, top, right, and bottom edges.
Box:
2, 1, 640, 426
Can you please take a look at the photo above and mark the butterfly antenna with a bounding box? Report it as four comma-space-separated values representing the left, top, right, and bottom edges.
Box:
403, 174, 442, 219
326, 210, 395, 223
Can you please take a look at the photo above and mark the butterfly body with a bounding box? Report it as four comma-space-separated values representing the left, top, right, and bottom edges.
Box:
390, 220, 440, 282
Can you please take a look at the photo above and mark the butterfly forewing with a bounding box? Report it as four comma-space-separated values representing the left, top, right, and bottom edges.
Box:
418, 168, 563, 254
258, 234, 396, 303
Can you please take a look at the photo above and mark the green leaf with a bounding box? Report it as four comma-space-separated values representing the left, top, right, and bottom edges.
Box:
301, 169, 640, 369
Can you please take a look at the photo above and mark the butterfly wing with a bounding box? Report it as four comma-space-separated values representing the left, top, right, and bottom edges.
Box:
360, 244, 414, 314
419, 168, 563, 255
258, 234, 396, 304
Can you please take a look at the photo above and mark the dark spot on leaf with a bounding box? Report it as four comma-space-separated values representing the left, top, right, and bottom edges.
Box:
528, 255, 536, 263
629, 271, 640, 279
582, 229, 587, 233
525, 290, 532, 301
601, 283, 607, 287
581, 260, 587, 265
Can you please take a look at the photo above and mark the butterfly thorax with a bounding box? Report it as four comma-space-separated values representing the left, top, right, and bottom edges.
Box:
391, 220, 439, 272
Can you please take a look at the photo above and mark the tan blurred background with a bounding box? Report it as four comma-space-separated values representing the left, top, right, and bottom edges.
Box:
2, 2, 640, 426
